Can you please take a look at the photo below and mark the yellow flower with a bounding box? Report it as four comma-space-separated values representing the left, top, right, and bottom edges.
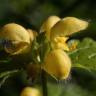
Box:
0, 23, 31, 55
40, 16, 60, 40
27, 29, 38, 42
20, 87, 42, 96
51, 37, 69, 51
50, 17, 89, 41
42, 49, 71, 80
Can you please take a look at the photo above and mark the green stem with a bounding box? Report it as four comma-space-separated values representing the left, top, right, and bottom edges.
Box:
41, 70, 48, 96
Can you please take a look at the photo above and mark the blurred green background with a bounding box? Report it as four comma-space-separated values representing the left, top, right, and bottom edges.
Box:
0, 0, 96, 30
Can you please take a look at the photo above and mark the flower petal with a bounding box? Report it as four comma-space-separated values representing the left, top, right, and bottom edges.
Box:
4, 42, 30, 55
42, 49, 71, 80
0, 23, 30, 43
50, 17, 89, 40
51, 37, 69, 51
40, 16, 60, 40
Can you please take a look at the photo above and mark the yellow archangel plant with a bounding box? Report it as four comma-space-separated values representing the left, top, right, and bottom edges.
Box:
20, 87, 42, 96
0, 23, 37, 55
40, 16, 89, 51
41, 16, 89, 80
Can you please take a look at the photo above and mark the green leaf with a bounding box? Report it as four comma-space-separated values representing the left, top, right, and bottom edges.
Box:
0, 70, 29, 96
42, 67, 96, 96
68, 38, 96, 72
0, 70, 19, 87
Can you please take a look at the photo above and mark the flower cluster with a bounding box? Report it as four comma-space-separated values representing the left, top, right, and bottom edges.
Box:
0, 16, 88, 96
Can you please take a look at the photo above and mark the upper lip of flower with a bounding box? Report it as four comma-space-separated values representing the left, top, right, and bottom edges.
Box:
50, 17, 89, 41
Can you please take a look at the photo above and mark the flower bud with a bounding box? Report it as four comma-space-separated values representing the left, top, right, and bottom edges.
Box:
42, 49, 71, 80
50, 17, 89, 41
40, 16, 60, 40
0, 23, 31, 55
20, 87, 42, 96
